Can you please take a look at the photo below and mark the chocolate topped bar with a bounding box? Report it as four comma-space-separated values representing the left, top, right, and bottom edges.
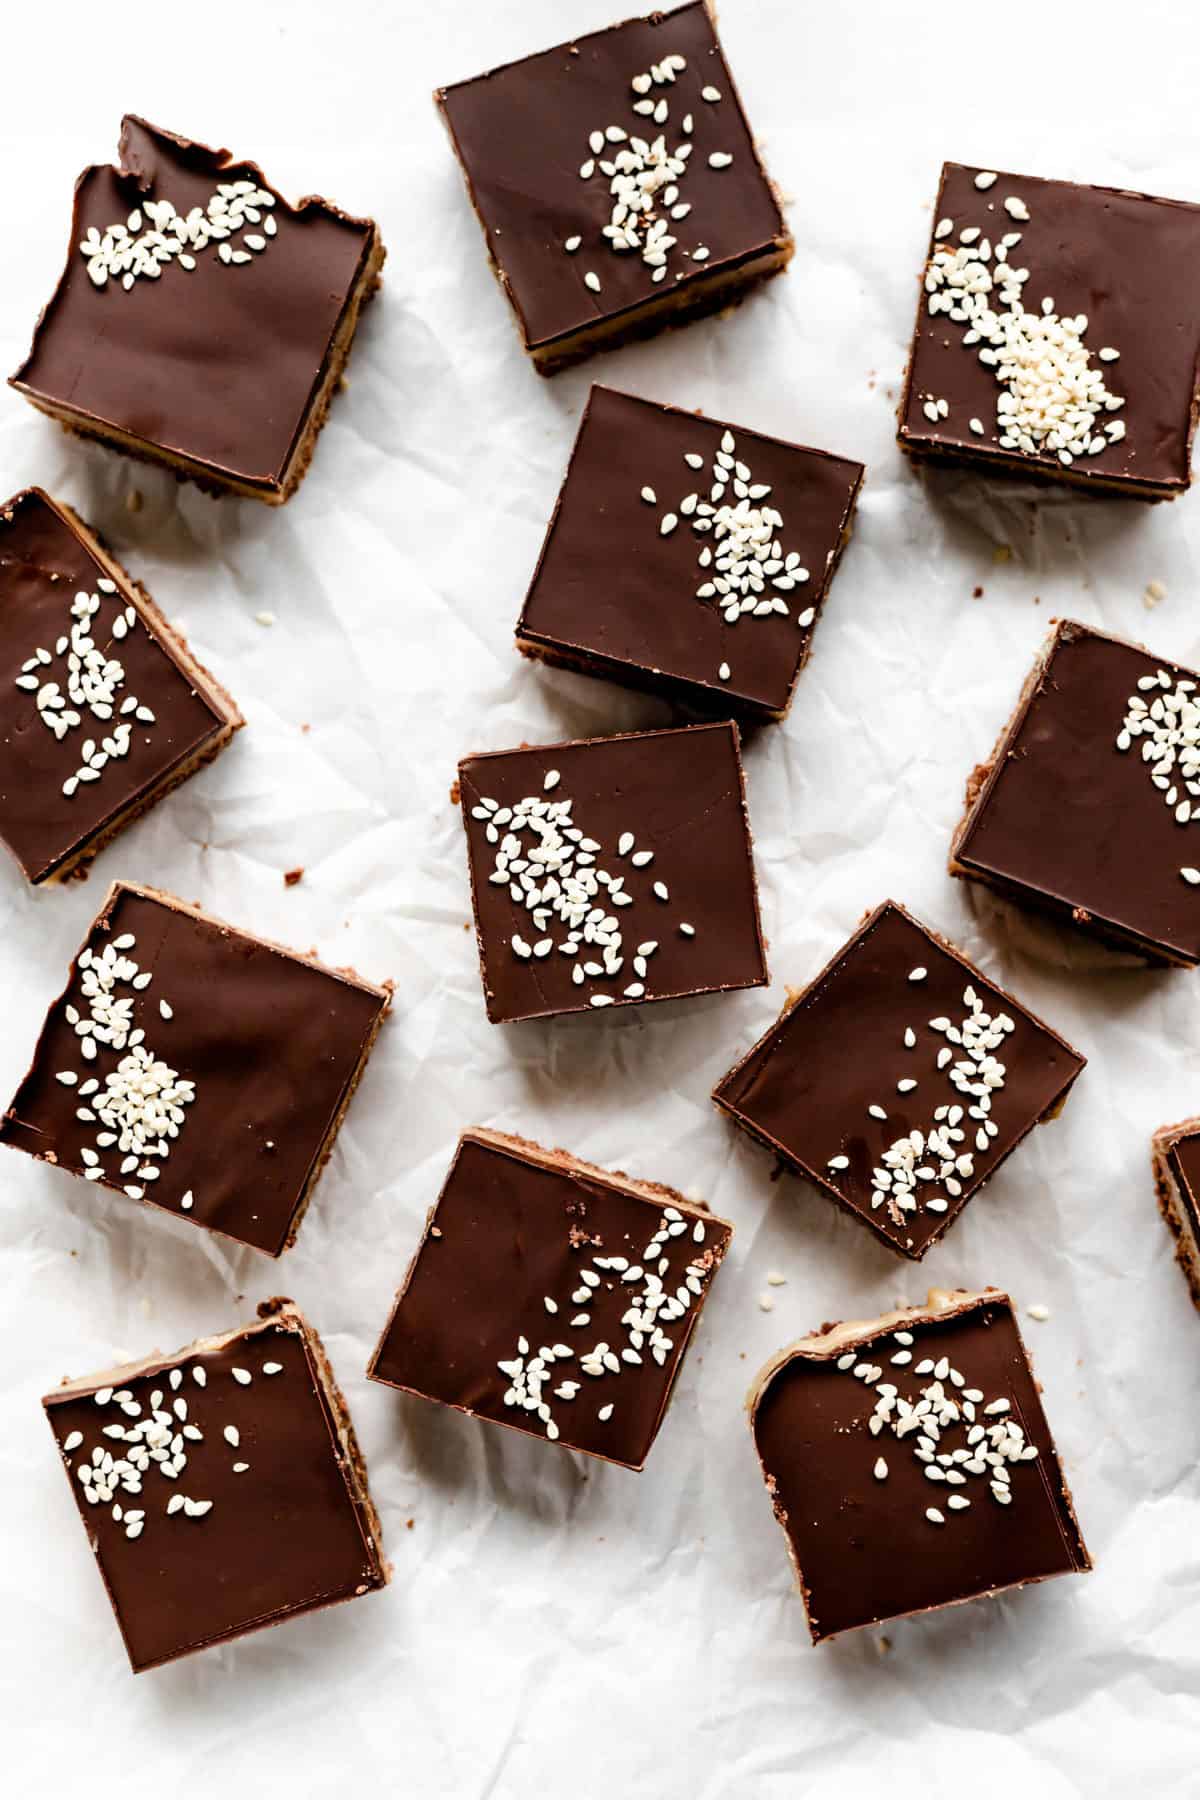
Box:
437, 2, 791, 374
369, 1129, 732, 1469
1152, 1118, 1200, 1311
713, 901, 1085, 1259
44, 1299, 387, 1671
1, 882, 390, 1255
0, 488, 241, 883
899, 162, 1200, 498
458, 719, 767, 1024
750, 1288, 1091, 1642
11, 117, 383, 502
516, 386, 864, 720
952, 621, 1200, 965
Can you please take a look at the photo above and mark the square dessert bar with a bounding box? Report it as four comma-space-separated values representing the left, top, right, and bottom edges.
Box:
516, 386, 865, 721
749, 1288, 1091, 1642
369, 1129, 733, 1469
437, 2, 791, 374
0, 488, 242, 884
44, 1299, 387, 1671
458, 719, 767, 1024
1151, 1119, 1200, 1312
952, 621, 1200, 966
713, 900, 1084, 1259
898, 162, 1200, 498
10, 117, 383, 502
0, 881, 390, 1255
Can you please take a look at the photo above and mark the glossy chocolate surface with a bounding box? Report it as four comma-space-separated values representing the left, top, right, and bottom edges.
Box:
458, 720, 766, 1024
44, 1305, 386, 1671
1, 883, 388, 1255
900, 163, 1200, 493
12, 117, 375, 491
370, 1130, 733, 1469
0, 489, 233, 882
517, 386, 864, 718
752, 1293, 1090, 1641
954, 622, 1200, 965
713, 901, 1085, 1258
438, 2, 786, 357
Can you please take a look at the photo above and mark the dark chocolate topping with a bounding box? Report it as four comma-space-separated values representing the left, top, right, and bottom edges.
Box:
1165, 1131, 1200, 1240
438, 2, 786, 354
44, 1307, 385, 1671
956, 621, 1200, 964
369, 1130, 732, 1470
458, 719, 767, 1024
0, 489, 232, 883
518, 386, 864, 718
11, 117, 376, 488
900, 162, 1200, 492
714, 901, 1085, 1258
1, 883, 388, 1255
752, 1295, 1090, 1641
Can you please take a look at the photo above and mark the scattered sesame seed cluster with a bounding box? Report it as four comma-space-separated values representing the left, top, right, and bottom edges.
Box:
1116, 666, 1200, 886
15, 577, 156, 798
838, 1330, 1040, 1529
61, 1352, 279, 1539
79, 180, 278, 290
570, 50, 730, 296
498, 1204, 716, 1442
53, 927, 196, 1207
472, 771, 694, 1007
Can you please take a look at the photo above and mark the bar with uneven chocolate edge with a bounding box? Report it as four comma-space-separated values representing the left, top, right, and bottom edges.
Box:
713, 901, 1084, 1259
0, 881, 391, 1254
457, 719, 767, 1024
1151, 1120, 1200, 1312
516, 386, 864, 720
898, 162, 1200, 499
10, 117, 384, 502
952, 621, 1200, 966
369, 1129, 732, 1469
436, 2, 791, 375
0, 488, 242, 883
43, 1299, 388, 1672
749, 1288, 1090, 1642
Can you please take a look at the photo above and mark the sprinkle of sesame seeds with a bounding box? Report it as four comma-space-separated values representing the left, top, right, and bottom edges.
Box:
79, 179, 278, 292
1003, 195, 1030, 221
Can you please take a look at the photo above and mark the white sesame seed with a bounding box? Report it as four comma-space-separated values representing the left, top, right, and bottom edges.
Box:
1026, 1303, 1051, 1322
640, 487, 657, 505
1004, 195, 1030, 221
908, 967, 928, 982
974, 171, 998, 190
232, 1368, 251, 1386
874, 1457, 888, 1480
718, 662, 731, 681
708, 152, 733, 169
584, 271, 601, 293
263, 1362, 282, 1375
701, 85, 721, 101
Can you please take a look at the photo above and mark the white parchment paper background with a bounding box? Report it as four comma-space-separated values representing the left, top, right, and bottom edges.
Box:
1, 2, 1198, 1793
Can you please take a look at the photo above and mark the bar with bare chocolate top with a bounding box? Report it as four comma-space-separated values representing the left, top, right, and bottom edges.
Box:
0, 488, 241, 883
369, 1129, 732, 1469
10, 117, 383, 502
458, 719, 767, 1024
516, 386, 864, 720
713, 901, 1084, 1259
749, 1288, 1090, 1642
43, 1299, 387, 1672
0, 881, 390, 1254
898, 162, 1200, 499
951, 621, 1200, 966
437, 2, 791, 375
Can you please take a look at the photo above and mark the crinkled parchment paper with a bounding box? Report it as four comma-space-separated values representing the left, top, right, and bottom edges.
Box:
1, 2, 1198, 1794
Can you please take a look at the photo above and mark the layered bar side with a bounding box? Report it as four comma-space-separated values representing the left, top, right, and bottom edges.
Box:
1151, 1119, 1200, 1312
0, 881, 391, 1255
749, 1287, 1091, 1642
43, 1299, 388, 1672
713, 900, 1085, 1259
11, 117, 384, 502
369, 1127, 733, 1469
437, 1, 791, 375
0, 487, 242, 883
